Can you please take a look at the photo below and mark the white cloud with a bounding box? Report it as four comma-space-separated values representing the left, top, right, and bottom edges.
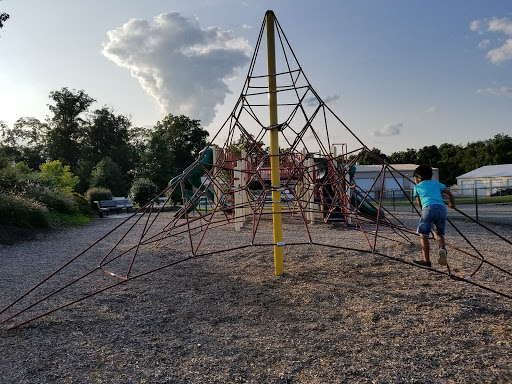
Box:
425, 106, 438, 114
471, 17, 512, 64
478, 39, 490, 50
470, 20, 482, 33
476, 87, 512, 97
487, 39, 512, 64
102, 12, 252, 125
371, 122, 402, 137
488, 17, 512, 35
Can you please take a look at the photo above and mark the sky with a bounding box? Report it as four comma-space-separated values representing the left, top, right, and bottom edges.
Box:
0, 0, 511, 155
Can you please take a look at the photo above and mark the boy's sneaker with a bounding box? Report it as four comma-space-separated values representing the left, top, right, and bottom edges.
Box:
413, 260, 432, 268
438, 248, 448, 266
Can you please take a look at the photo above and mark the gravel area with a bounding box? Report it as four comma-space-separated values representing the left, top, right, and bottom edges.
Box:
1, 212, 511, 383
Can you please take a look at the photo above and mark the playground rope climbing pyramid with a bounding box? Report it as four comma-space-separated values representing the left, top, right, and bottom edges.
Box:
2, 11, 511, 329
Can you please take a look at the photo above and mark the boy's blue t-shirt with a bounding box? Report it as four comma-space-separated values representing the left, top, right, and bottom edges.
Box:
413, 180, 446, 208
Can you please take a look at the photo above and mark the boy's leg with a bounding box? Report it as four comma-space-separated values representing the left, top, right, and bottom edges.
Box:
413, 234, 432, 268
420, 234, 430, 262
434, 210, 448, 266
434, 233, 445, 249
414, 207, 434, 268
436, 234, 448, 266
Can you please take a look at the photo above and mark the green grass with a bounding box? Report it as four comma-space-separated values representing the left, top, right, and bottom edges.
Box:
47, 212, 91, 227
455, 195, 512, 205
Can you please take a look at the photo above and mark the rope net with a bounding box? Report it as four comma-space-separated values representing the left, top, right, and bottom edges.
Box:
2, 12, 511, 329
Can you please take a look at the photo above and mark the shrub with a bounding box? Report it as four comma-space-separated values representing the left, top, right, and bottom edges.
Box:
72, 192, 93, 215
38, 160, 80, 194
84, 187, 113, 207
24, 184, 78, 214
129, 178, 158, 207
0, 193, 49, 227
0, 161, 34, 193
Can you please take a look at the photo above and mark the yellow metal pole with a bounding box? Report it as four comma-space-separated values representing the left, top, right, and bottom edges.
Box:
266, 10, 284, 275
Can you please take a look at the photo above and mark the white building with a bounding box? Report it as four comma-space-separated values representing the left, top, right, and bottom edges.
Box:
354, 164, 439, 198
455, 164, 512, 197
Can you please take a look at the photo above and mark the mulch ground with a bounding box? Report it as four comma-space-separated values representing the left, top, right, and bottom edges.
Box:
1, 215, 511, 383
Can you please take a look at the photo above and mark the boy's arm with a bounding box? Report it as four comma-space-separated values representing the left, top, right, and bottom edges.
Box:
443, 189, 456, 209
415, 196, 422, 210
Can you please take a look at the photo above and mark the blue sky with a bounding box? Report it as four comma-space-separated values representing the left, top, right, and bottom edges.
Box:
1, 0, 511, 155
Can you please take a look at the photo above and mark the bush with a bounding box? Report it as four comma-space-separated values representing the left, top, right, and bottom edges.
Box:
24, 184, 78, 214
0, 162, 33, 193
38, 160, 80, 194
71, 192, 92, 215
0, 193, 49, 227
84, 187, 113, 207
129, 178, 158, 207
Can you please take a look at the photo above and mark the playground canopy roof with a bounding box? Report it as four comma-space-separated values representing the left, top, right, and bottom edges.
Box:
457, 164, 512, 179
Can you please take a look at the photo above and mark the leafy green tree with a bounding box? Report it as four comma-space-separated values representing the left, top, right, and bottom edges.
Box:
483, 134, 512, 165
46, 88, 95, 168
416, 145, 440, 167
1, 117, 48, 169
230, 133, 265, 155
38, 160, 79, 194
349, 147, 388, 165
83, 107, 133, 171
89, 157, 126, 196
0, 144, 9, 169
437, 143, 464, 186
2, 88, 95, 170
0, 0, 8, 29
138, 114, 209, 191
129, 178, 158, 207
74, 159, 95, 194
388, 148, 418, 164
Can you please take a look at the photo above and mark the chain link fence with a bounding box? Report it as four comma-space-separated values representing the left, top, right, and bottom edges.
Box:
377, 187, 512, 226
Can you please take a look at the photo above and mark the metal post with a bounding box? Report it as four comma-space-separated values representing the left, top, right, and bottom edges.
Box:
474, 187, 479, 222
266, 10, 284, 275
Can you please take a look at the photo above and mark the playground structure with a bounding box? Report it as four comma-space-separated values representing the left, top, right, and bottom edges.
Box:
170, 144, 377, 227
1, 11, 512, 329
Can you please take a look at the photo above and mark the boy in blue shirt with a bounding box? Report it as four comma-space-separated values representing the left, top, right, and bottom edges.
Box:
412, 165, 456, 268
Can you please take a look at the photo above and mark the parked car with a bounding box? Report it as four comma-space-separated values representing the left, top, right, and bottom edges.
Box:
491, 188, 512, 197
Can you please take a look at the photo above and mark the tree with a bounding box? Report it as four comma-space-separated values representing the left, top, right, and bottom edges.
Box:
416, 145, 441, 167
0, 12, 8, 29
138, 114, 209, 191
89, 157, 126, 196
129, 178, 158, 207
38, 160, 79, 194
230, 133, 265, 155
81, 106, 134, 190
0, 0, 8, 29
1, 118, 48, 169
483, 134, 512, 165
349, 147, 388, 165
83, 107, 132, 165
437, 143, 464, 186
46, 88, 95, 168
388, 148, 418, 164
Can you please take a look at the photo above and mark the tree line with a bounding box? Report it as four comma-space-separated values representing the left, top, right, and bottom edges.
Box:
2, 87, 511, 199
351, 134, 512, 186
1, 88, 209, 196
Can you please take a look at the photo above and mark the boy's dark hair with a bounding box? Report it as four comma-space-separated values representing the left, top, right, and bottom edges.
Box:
413, 165, 432, 180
